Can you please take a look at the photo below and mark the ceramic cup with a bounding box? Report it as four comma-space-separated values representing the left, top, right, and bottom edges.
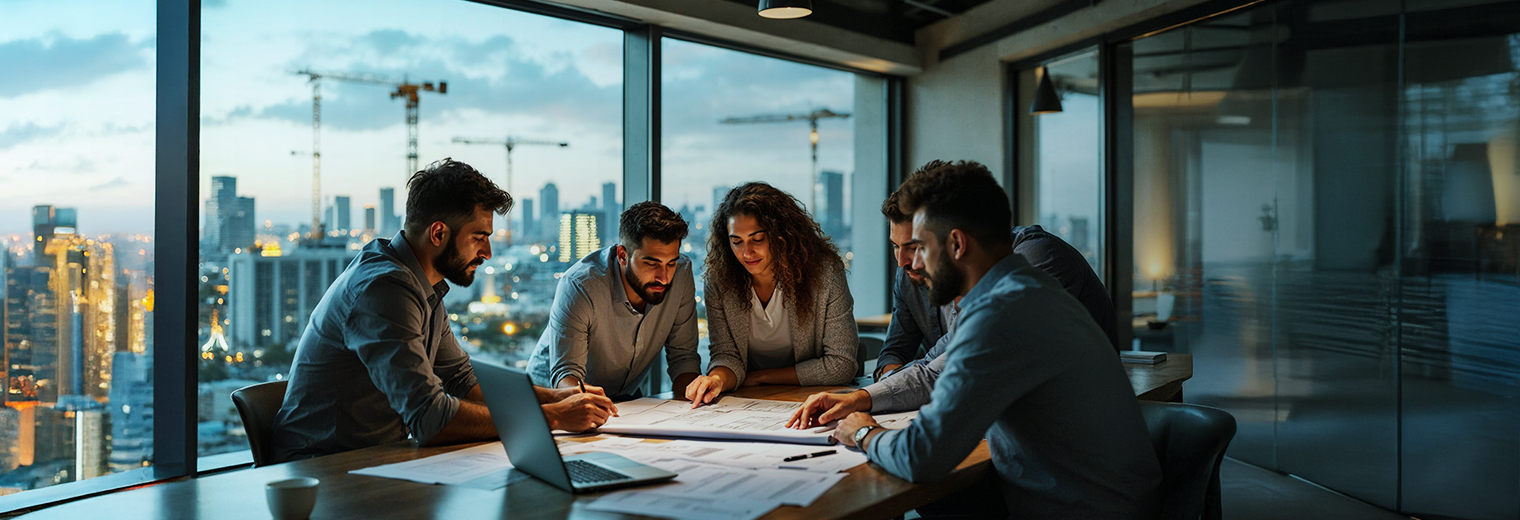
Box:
265, 477, 320, 520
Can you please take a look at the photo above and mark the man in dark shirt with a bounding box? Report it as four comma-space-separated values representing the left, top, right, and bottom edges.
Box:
272, 159, 616, 462
874, 166, 1118, 381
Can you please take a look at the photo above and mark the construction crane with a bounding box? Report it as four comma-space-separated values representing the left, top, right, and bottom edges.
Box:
452, 136, 570, 245
720, 108, 851, 212
292, 69, 448, 237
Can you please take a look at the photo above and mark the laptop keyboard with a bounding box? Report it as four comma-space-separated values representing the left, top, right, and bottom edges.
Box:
566, 460, 633, 484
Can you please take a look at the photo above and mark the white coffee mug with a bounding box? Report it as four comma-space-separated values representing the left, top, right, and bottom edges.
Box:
266, 477, 320, 520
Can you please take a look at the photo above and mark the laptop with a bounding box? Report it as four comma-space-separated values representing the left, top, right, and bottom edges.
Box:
473, 361, 677, 493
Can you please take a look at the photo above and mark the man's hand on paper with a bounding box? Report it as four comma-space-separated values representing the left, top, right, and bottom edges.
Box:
832, 412, 882, 449
543, 392, 618, 432
786, 390, 872, 429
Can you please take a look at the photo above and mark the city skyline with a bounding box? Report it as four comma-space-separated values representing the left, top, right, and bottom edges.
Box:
1, 0, 857, 238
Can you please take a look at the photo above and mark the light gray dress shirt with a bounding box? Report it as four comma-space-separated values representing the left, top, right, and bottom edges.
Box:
272, 232, 477, 462
526, 246, 700, 398
864, 301, 958, 412
865, 254, 1162, 519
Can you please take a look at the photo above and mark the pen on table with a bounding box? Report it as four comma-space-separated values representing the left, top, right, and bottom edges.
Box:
782, 450, 837, 462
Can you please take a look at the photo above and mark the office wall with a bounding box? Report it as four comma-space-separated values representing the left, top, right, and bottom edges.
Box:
904, 43, 1006, 182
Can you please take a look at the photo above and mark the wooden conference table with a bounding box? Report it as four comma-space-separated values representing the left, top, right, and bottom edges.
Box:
19, 355, 1191, 520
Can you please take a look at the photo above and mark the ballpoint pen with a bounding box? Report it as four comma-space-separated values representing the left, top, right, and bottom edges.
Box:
783, 449, 837, 462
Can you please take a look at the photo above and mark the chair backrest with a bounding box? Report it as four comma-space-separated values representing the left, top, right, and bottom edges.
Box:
231, 380, 289, 467
1140, 401, 1237, 520
856, 334, 886, 377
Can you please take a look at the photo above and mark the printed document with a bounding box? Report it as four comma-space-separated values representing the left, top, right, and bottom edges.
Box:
350, 442, 527, 489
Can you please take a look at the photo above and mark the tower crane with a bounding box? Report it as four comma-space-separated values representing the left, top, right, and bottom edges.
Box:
719, 108, 851, 212
451, 136, 570, 245
292, 69, 448, 238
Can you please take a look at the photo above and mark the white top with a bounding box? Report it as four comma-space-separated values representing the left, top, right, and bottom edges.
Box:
747, 285, 795, 371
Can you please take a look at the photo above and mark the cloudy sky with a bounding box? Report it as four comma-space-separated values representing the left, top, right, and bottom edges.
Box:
1, 0, 857, 239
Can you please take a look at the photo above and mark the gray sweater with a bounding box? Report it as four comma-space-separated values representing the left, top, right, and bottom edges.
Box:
703, 259, 859, 386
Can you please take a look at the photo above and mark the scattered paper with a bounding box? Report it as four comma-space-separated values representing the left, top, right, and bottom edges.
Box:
560, 436, 868, 473
585, 491, 779, 520
350, 442, 523, 489
650, 460, 847, 507
598, 397, 835, 444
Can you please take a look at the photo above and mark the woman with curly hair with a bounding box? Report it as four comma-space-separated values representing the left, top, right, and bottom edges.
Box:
684, 182, 859, 406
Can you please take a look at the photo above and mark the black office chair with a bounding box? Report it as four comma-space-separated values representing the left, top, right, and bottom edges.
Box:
1140, 401, 1237, 520
231, 380, 289, 467
856, 334, 885, 377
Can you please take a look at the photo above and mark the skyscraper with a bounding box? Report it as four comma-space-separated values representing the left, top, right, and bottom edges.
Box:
558, 212, 601, 263
520, 198, 535, 243
601, 182, 618, 246
31, 205, 77, 262
204, 177, 256, 254
379, 187, 399, 236
539, 183, 560, 246
39, 233, 116, 401
334, 196, 352, 233
107, 351, 151, 473
819, 170, 846, 242
363, 205, 377, 236
226, 248, 359, 348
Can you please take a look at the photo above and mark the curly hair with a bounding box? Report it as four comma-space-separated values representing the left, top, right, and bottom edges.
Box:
404, 158, 513, 237
895, 160, 1011, 247
706, 182, 841, 323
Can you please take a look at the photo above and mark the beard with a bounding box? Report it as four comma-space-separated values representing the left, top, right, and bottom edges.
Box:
437, 238, 482, 286
905, 267, 928, 287
925, 247, 964, 306
624, 263, 670, 305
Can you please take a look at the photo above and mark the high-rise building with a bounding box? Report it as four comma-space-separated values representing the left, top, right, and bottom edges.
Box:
226, 248, 359, 348
38, 233, 117, 401
520, 199, 535, 243
31, 205, 77, 262
600, 182, 618, 246
558, 212, 601, 263
819, 170, 846, 242
203, 177, 256, 254
334, 196, 352, 234
379, 187, 399, 236
363, 205, 377, 236
323, 204, 335, 235
107, 351, 151, 473
539, 183, 560, 246
713, 186, 731, 215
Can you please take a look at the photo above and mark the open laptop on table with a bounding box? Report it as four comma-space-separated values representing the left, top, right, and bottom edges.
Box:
473, 360, 677, 493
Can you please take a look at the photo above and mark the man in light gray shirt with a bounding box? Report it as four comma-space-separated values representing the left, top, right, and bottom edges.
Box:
527, 201, 701, 399
272, 160, 615, 462
798, 161, 1161, 519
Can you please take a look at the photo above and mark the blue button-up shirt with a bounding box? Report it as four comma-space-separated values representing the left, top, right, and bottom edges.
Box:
866, 254, 1161, 519
272, 232, 477, 461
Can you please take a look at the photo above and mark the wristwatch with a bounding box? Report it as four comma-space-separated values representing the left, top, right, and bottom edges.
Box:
853, 425, 879, 449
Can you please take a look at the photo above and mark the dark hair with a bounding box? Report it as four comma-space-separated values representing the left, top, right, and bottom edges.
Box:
706, 182, 841, 323
620, 201, 689, 250
895, 160, 1012, 247
403, 158, 513, 238
880, 189, 909, 224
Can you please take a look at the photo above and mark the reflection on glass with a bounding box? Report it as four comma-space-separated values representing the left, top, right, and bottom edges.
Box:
1029, 51, 1102, 278
1127, 2, 1520, 518
199, 0, 622, 459
0, 0, 157, 494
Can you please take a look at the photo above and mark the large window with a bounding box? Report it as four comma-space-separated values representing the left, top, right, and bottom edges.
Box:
198, 0, 623, 460
0, 0, 157, 494
1017, 49, 1103, 278
660, 38, 890, 387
